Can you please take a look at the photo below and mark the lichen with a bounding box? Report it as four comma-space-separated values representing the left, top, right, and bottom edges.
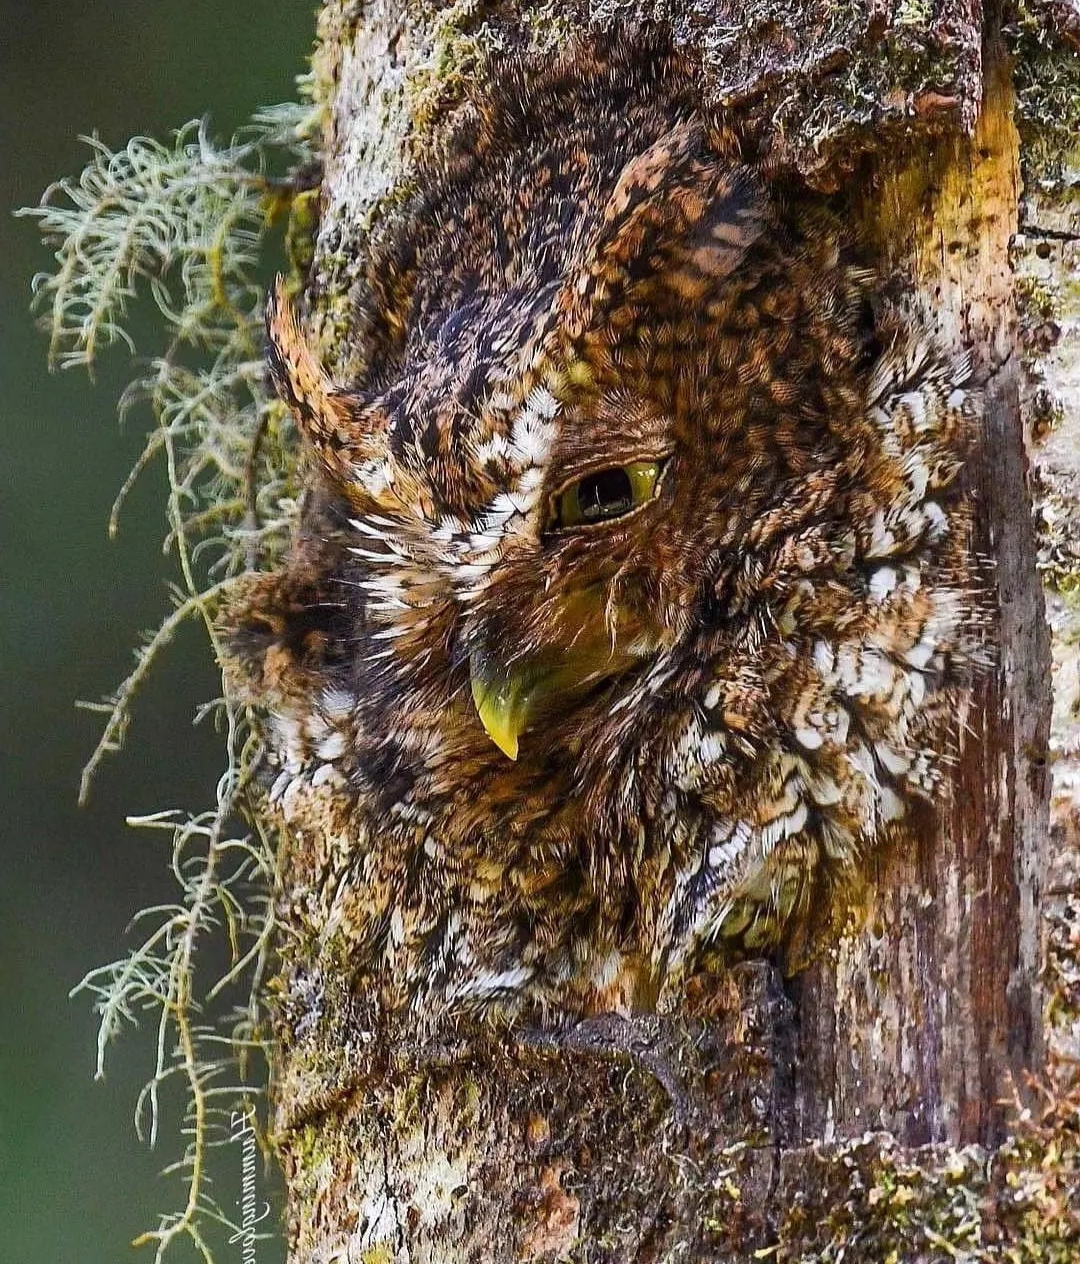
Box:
1008, 2, 1080, 187
21, 101, 318, 1263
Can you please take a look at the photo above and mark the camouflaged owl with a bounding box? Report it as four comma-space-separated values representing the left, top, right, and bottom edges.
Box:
228, 35, 978, 1024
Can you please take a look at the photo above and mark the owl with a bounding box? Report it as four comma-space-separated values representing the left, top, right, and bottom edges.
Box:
227, 36, 977, 1025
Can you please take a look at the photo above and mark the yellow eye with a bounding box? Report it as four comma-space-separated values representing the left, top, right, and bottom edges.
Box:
548, 459, 665, 530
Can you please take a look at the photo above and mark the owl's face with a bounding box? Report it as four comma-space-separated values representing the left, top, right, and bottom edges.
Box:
270, 281, 711, 765
263, 120, 795, 771
386, 385, 711, 762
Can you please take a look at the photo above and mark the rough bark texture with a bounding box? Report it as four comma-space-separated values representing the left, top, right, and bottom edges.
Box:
268, 3, 1068, 1260
792, 60, 1049, 1150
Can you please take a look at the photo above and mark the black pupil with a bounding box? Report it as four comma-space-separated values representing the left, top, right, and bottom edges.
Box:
578, 468, 633, 521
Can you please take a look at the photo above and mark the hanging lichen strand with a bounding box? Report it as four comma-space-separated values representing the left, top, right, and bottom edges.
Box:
22, 103, 316, 1263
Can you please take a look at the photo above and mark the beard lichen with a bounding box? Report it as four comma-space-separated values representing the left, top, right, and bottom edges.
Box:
21, 101, 317, 1263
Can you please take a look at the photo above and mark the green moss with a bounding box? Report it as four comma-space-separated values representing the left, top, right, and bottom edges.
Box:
1008, 2, 1080, 185
285, 187, 321, 281
402, 0, 490, 140
1015, 271, 1063, 326
402, 0, 573, 145
779, 1141, 982, 1262
521, 3, 576, 49
894, 0, 934, 26
776, 1110, 1080, 1261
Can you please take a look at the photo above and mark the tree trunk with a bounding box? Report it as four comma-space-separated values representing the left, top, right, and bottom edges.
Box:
267, 3, 1059, 1259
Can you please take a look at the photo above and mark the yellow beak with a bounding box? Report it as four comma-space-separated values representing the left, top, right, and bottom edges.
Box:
468, 589, 646, 761
469, 649, 534, 761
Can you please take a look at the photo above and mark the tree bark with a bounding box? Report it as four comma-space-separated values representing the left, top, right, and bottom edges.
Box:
792, 53, 1049, 1150
267, 3, 1058, 1259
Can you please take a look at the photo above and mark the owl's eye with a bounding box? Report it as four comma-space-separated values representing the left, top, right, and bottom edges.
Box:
548, 459, 665, 530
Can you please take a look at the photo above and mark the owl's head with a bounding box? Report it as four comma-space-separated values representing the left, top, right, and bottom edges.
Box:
262, 116, 883, 771
239, 72, 973, 923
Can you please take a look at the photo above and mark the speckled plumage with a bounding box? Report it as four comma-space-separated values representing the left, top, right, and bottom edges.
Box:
228, 38, 978, 1024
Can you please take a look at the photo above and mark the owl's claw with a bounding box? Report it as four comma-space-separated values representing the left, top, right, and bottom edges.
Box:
517, 1014, 690, 1125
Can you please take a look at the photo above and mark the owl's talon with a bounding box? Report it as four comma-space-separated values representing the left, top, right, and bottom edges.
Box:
517, 1015, 690, 1126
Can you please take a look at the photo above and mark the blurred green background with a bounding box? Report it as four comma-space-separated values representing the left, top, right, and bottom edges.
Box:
1, 3, 315, 1259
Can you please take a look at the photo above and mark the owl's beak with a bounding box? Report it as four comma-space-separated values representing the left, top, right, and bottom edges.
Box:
469, 596, 648, 759
469, 648, 534, 761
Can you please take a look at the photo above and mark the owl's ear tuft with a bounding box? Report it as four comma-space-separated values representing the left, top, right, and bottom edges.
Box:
265, 277, 390, 493
559, 121, 765, 339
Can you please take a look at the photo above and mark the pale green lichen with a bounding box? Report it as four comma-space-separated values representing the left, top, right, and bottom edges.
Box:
21, 101, 317, 1264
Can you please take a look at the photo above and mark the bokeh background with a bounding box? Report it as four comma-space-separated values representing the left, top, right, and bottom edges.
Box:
1, 4, 315, 1259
